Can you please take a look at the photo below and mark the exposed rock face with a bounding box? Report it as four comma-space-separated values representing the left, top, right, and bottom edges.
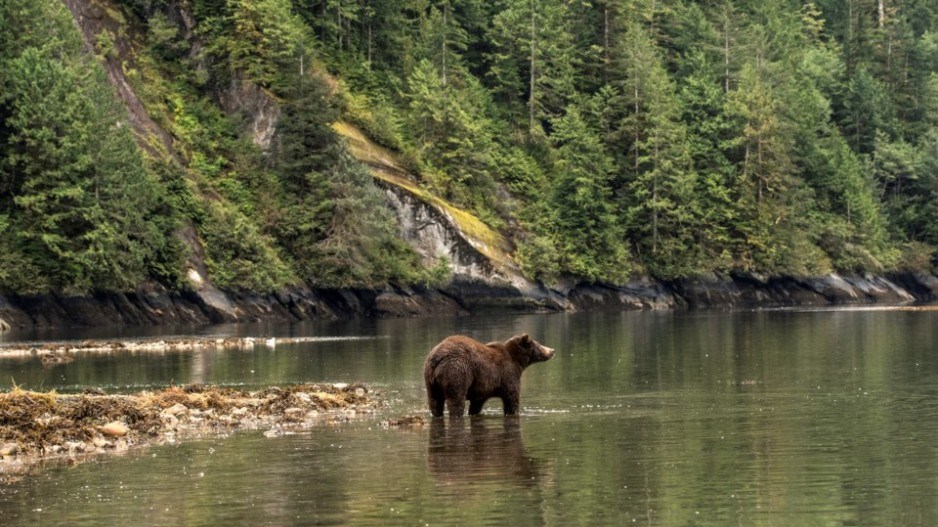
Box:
381, 185, 497, 281
218, 76, 280, 150
61, 0, 178, 158
0, 285, 470, 330
0, 271, 935, 331
562, 278, 678, 311
0, 0, 920, 333
669, 272, 920, 309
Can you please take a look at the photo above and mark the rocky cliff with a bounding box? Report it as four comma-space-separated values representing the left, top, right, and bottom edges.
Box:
1, 1, 936, 332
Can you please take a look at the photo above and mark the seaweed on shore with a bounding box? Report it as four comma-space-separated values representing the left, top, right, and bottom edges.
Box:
0, 383, 375, 483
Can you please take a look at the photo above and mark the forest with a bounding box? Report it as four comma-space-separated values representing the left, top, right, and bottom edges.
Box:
2, 0, 938, 294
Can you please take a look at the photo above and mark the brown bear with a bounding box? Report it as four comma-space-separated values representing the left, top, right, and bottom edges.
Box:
423, 333, 555, 417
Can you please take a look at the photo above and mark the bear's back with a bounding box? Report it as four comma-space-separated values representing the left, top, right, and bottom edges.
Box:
424, 336, 510, 378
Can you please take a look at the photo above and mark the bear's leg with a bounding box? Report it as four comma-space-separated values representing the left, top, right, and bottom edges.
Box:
427, 385, 445, 417
428, 396, 444, 417
501, 393, 520, 415
446, 398, 466, 417
468, 399, 485, 415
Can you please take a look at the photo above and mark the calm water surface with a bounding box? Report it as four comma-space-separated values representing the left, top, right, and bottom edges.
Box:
2, 309, 938, 526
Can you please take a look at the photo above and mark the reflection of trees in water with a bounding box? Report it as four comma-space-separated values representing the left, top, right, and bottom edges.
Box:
427, 417, 549, 487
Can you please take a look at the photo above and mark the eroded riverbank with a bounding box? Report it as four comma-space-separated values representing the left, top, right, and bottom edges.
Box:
0, 383, 376, 484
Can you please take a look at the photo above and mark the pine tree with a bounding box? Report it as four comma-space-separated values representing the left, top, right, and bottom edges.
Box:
609, 22, 703, 276
547, 107, 630, 282
226, 0, 309, 88
486, 0, 577, 136
2, 44, 171, 292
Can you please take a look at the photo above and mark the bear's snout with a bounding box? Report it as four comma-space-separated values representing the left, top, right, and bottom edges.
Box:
540, 346, 555, 361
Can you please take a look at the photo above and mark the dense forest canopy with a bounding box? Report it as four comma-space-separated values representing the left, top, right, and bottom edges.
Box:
2, 0, 938, 294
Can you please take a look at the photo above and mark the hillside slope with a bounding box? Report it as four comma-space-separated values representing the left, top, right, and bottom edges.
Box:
3, 0, 938, 330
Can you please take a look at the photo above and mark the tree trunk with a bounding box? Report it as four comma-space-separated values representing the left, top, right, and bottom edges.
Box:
722, 6, 731, 92
652, 141, 659, 254
529, 0, 537, 137
442, 2, 448, 86
603, 3, 610, 79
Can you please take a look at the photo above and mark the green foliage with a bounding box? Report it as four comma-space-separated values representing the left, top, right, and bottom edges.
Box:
10, 0, 938, 298
545, 107, 631, 283
224, 0, 309, 88
417, 257, 453, 288
337, 80, 405, 152
516, 235, 561, 285
0, 0, 180, 294
200, 200, 295, 291
271, 74, 425, 287
403, 58, 501, 220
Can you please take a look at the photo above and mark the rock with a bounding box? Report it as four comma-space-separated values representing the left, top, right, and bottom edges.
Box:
217, 415, 238, 426
162, 403, 188, 417
283, 407, 305, 421
218, 75, 281, 150
100, 421, 129, 437
354, 387, 366, 397
0, 443, 19, 456
92, 437, 111, 448
294, 392, 311, 404
65, 441, 85, 452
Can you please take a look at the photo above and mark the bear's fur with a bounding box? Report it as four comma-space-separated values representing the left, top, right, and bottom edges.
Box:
423, 333, 555, 417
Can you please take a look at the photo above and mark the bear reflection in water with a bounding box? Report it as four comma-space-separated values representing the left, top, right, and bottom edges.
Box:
427, 417, 547, 486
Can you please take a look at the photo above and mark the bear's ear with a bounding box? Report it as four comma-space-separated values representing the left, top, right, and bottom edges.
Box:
520, 333, 530, 343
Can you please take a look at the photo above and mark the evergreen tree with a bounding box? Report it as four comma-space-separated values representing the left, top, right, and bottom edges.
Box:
609, 22, 703, 276
226, 0, 309, 88
724, 61, 798, 270
2, 43, 172, 292
546, 107, 630, 283
273, 74, 419, 286
486, 0, 577, 136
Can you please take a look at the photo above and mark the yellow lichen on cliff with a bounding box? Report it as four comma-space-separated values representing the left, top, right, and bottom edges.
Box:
333, 121, 515, 268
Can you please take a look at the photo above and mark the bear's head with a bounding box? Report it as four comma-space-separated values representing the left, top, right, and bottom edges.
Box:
507, 333, 555, 365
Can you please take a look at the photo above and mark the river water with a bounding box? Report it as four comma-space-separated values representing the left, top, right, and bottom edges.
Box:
2, 309, 938, 525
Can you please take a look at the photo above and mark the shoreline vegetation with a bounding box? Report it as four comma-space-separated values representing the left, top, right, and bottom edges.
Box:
7, 1, 938, 311
0, 382, 377, 484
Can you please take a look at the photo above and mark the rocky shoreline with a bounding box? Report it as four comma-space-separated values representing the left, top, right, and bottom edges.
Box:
0, 383, 376, 484
0, 271, 937, 332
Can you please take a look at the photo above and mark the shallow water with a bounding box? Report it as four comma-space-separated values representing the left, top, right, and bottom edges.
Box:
3, 309, 938, 525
